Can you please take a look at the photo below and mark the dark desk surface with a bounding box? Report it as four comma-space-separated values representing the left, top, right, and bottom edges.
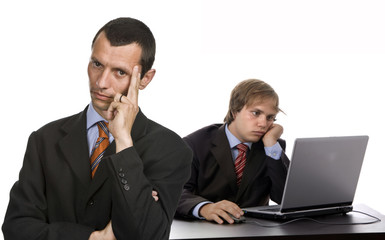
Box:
170, 204, 385, 240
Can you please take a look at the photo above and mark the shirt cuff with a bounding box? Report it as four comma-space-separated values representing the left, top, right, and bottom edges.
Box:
264, 142, 283, 160
192, 201, 212, 219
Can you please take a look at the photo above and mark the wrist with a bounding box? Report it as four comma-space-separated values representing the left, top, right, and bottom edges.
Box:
263, 138, 277, 147
115, 136, 133, 152
199, 203, 212, 218
89, 231, 99, 240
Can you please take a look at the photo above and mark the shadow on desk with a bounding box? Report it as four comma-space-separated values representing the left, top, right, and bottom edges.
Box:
170, 204, 385, 240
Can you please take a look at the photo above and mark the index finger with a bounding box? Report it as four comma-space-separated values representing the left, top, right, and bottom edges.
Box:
126, 65, 141, 105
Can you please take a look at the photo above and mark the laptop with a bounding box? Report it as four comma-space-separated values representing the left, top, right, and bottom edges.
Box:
243, 135, 369, 220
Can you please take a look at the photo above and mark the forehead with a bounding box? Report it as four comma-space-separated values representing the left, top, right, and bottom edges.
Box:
245, 97, 279, 113
91, 32, 142, 70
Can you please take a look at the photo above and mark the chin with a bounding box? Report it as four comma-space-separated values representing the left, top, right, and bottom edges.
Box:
249, 136, 262, 143
92, 100, 109, 112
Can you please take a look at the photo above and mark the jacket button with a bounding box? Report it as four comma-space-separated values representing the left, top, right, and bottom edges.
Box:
88, 200, 95, 206
119, 172, 125, 177
123, 184, 130, 191
121, 178, 128, 184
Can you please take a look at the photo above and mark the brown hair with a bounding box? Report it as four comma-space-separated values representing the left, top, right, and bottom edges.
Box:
224, 79, 282, 124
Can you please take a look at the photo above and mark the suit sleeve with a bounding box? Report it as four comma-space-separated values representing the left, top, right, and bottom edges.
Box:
2, 132, 94, 240
266, 139, 290, 204
107, 134, 192, 239
175, 137, 210, 218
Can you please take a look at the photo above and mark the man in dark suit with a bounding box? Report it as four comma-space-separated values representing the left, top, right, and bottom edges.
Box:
2, 17, 192, 240
176, 79, 289, 224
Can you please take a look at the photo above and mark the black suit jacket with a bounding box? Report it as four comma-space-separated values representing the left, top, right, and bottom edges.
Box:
2, 107, 192, 240
176, 124, 289, 218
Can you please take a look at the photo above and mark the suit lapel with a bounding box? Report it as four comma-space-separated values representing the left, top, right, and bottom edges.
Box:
131, 109, 148, 142
57, 106, 149, 203
236, 141, 266, 201
86, 141, 116, 197
85, 108, 148, 201
211, 125, 238, 194
211, 125, 268, 200
58, 108, 91, 188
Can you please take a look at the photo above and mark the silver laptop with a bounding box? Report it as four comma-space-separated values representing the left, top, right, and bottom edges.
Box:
243, 135, 369, 220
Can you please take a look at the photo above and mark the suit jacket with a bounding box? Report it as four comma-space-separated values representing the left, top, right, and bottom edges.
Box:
176, 124, 289, 218
2, 106, 192, 240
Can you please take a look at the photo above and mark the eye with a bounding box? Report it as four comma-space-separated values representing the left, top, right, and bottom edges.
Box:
117, 70, 126, 76
252, 111, 261, 117
267, 115, 277, 122
92, 60, 102, 68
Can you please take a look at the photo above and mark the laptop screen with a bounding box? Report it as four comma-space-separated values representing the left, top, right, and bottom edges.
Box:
280, 136, 369, 212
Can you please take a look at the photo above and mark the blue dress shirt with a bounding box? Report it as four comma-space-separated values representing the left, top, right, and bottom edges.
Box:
86, 102, 114, 156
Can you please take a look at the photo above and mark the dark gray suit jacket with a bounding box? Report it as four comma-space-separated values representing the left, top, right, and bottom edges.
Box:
176, 124, 289, 218
2, 107, 192, 240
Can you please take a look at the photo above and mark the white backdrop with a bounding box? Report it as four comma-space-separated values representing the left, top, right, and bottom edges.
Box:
1, 0, 384, 232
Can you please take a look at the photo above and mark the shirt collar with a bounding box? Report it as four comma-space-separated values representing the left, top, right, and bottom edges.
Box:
225, 124, 252, 150
86, 102, 108, 130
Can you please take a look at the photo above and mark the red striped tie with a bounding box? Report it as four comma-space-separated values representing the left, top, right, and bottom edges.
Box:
235, 143, 248, 186
90, 122, 109, 178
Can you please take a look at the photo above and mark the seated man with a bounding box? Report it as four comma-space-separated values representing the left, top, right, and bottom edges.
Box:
176, 79, 290, 224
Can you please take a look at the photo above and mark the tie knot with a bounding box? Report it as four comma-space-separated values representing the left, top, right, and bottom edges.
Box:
237, 143, 248, 153
97, 121, 109, 139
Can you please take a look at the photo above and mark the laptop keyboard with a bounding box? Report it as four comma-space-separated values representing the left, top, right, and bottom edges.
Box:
260, 206, 280, 212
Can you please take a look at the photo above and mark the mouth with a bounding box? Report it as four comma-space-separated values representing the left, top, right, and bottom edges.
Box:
91, 91, 113, 101
252, 131, 265, 136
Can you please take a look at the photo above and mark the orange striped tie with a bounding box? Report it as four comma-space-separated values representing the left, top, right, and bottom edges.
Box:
235, 143, 248, 186
90, 121, 109, 178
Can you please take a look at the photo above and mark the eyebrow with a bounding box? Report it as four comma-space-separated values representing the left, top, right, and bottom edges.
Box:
251, 108, 278, 116
90, 57, 100, 64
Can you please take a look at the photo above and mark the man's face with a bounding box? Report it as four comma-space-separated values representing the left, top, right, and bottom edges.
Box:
88, 32, 142, 118
228, 98, 278, 143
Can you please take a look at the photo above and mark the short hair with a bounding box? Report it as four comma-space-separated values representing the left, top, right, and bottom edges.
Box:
224, 79, 282, 125
92, 17, 156, 77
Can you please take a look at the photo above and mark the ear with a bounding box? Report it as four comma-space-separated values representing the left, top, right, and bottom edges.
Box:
139, 69, 156, 90
231, 110, 238, 120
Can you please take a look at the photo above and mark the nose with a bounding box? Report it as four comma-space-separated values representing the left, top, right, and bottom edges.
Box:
257, 115, 267, 128
96, 70, 110, 89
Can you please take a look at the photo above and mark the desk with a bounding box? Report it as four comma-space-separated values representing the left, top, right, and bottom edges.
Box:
170, 204, 385, 240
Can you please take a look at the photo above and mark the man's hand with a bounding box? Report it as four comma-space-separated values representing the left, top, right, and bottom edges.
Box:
106, 66, 141, 152
152, 190, 159, 201
262, 123, 283, 147
89, 221, 116, 240
88, 190, 157, 240
199, 200, 244, 224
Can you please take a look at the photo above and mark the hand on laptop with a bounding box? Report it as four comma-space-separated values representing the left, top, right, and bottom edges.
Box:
199, 200, 244, 224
